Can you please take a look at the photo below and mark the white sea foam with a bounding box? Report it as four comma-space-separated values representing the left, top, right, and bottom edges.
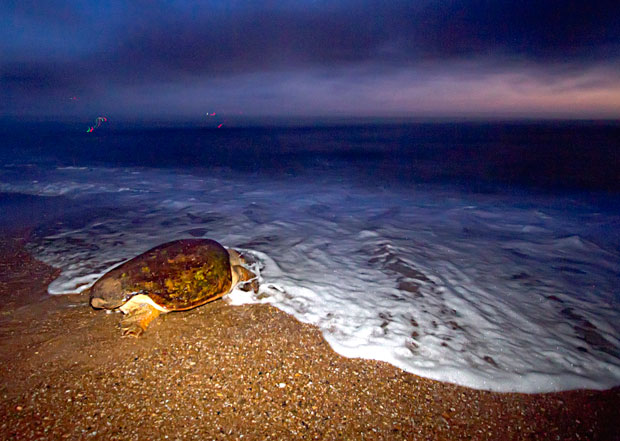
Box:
3, 165, 620, 392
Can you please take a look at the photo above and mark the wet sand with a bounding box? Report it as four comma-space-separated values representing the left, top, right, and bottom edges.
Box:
0, 235, 618, 440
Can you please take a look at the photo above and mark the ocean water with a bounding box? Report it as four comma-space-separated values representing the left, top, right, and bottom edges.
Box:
1, 121, 619, 393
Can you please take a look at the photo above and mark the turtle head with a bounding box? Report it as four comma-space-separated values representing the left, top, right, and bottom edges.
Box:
89, 277, 126, 309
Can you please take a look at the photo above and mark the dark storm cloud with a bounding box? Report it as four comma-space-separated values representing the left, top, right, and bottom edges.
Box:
402, 0, 620, 61
2, 0, 619, 116
115, 0, 620, 72
82, 0, 620, 77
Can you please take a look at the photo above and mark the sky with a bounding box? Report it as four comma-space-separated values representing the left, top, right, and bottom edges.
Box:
2, 0, 620, 120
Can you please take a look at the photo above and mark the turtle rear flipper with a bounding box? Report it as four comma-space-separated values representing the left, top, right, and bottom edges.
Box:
119, 295, 163, 337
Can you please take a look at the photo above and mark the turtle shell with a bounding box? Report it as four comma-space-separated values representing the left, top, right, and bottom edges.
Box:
92, 239, 232, 311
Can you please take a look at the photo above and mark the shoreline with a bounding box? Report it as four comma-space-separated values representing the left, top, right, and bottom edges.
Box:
0, 236, 618, 440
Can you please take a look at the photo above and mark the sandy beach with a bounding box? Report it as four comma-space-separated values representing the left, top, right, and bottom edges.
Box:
0, 234, 618, 441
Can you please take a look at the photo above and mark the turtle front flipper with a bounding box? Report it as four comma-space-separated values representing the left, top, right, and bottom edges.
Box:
228, 249, 259, 293
232, 265, 259, 293
119, 295, 163, 337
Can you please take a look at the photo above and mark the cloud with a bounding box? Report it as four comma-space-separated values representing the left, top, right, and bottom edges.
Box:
2, 0, 619, 117
91, 63, 619, 119
80, 1, 620, 76
398, 0, 620, 61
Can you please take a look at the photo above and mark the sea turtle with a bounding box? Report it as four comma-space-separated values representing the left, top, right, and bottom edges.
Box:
89, 239, 257, 336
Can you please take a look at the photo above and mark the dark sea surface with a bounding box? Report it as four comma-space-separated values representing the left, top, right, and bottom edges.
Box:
2, 120, 619, 193
1, 120, 619, 392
